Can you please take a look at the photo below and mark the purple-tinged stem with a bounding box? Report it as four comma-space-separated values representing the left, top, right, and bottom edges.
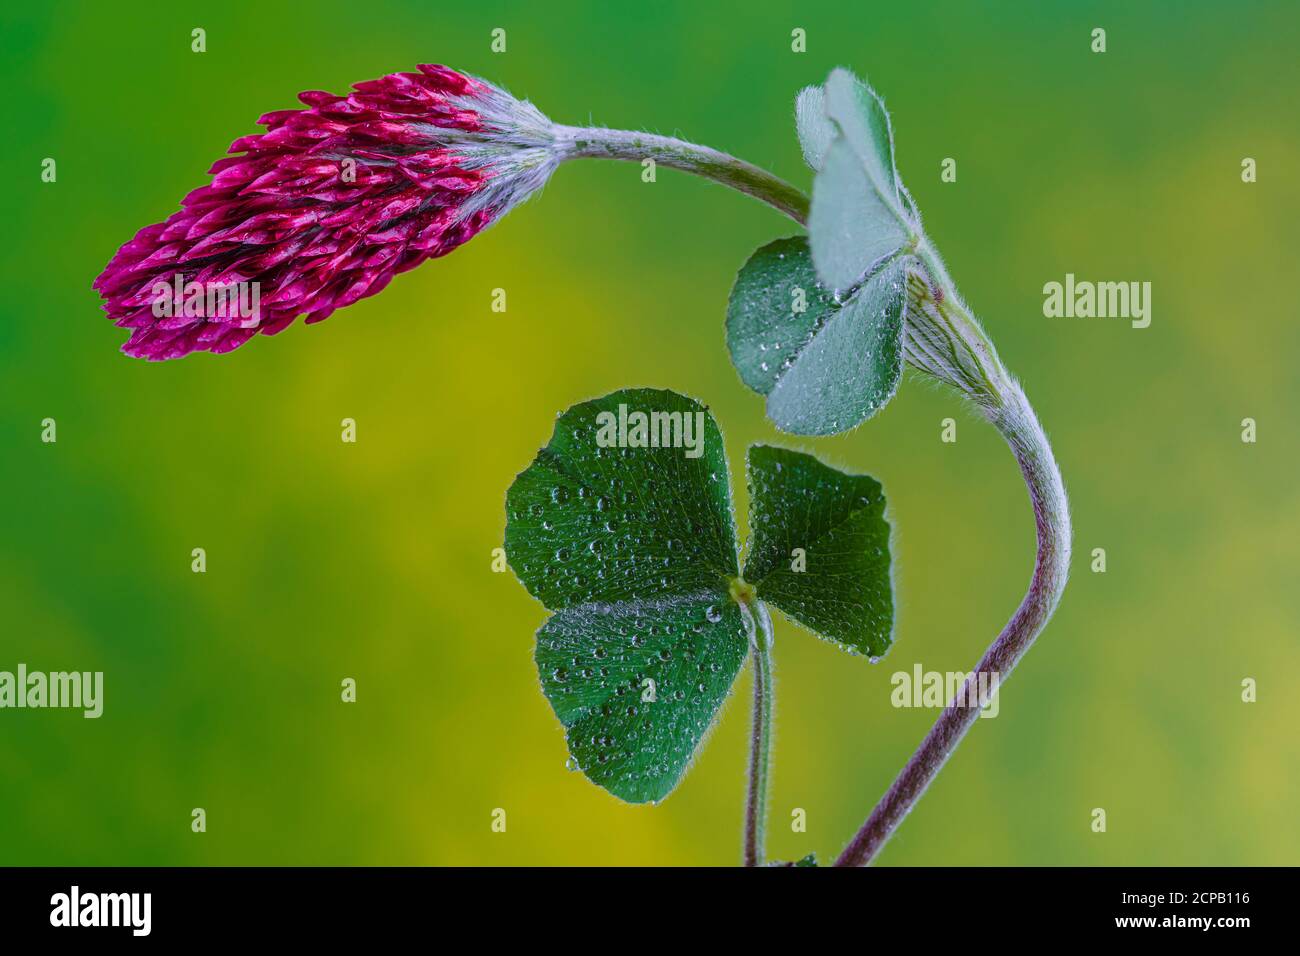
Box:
834, 383, 1071, 866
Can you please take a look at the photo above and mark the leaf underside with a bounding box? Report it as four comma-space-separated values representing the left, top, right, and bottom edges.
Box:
823, 67, 901, 214
725, 236, 906, 436
809, 136, 908, 291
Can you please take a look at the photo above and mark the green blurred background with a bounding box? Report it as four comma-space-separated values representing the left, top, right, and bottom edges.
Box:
2, 0, 1297, 865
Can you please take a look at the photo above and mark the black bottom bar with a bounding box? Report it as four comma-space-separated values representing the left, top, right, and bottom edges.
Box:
0, 866, 1277, 941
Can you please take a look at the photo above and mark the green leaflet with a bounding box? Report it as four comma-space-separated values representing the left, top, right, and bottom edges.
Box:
744, 445, 894, 658
725, 236, 906, 436
504, 388, 738, 611
505, 389, 895, 803
535, 596, 748, 803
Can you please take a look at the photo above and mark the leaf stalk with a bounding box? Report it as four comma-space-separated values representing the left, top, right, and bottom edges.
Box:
834, 380, 1071, 865
741, 597, 775, 867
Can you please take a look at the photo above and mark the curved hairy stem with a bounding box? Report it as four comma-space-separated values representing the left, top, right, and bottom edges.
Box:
834, 382, 1071, 866
554, 125, 811, 224
741, 599, 776, 867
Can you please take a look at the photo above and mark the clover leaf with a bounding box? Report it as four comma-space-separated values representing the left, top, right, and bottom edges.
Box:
505, 389, 894, 803
729, 68, 921, 437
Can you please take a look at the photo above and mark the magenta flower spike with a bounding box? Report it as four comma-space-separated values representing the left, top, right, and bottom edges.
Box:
94, 65, 558, 360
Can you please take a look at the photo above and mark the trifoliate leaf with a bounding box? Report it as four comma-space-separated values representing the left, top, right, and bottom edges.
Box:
506, 390, 899, 804
535, 596, 749, 803
505, 388, 746, 803
823, 68, 902, 214
795, 85, 834, 172
808, 136, 909, 291
744, 445, 894, 658
725, 236, 906, 436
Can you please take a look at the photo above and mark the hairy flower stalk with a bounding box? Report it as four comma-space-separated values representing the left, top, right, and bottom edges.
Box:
94, 65, 558, 359
551, 126, 812, 224
93, 64, 812, 361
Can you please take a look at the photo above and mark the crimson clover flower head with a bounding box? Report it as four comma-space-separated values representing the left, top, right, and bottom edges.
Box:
94, 65, 558, 360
